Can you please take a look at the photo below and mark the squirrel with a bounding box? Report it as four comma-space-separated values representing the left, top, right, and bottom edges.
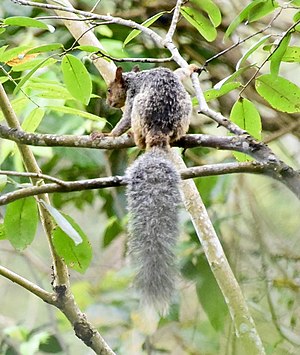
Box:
107, 65, 196, 315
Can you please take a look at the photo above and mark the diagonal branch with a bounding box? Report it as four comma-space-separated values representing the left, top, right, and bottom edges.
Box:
0, 264, 55, 304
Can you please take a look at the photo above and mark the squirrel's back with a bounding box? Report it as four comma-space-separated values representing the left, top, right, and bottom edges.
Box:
125, 68, 191, 149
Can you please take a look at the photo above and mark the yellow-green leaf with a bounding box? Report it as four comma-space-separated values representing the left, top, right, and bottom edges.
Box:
21, 107, 45, 132
4, 197, 38, 250
123, 11, 167, 47
181, 7, 217, 42
256, 74, 300, 113
61, 54, 92, 105
230, 98, 262, 161
52, 215, 92, 273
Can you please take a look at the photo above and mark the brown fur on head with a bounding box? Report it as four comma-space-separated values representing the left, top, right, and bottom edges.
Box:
106, 67, 127, 108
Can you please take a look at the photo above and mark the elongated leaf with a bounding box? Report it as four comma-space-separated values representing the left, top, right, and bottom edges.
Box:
12, 57, 57, 72
181, 7, 217, 42
13, 57, 56, 95
202, 82, 241, 102
0, 175, 7, 192
214, 64, 255, 89
225, 0, 263, 38
61, 54, 92, 105
281, 46, 300, 62
248, 0, 278, 22
4, 17, 54, 31
21, 107, 45, 132
0, 223, 5, 240
256, 74, 300, 113
0, 45, 31, 63
236, 34, 272, 70
0, 46, 8, 57
230, 98, 262, 161
52, 215, 92, 273
191, 0, 222, 27
26, 43, 63, 54
181, 254, 228, 331
76, 45, 102, 53
270, 33, 291, 75
123, 11, 167, 47
40, 201, 82, 245
46, 105, 106, 124
4, 197, 38, 250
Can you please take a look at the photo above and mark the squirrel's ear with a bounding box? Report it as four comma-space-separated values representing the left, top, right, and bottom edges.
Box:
115, 67, 124, 82
132, 65, 140, 72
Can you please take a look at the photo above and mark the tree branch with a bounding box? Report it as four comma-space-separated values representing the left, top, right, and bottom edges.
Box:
0, 264, 55, 305
1, 125, 299, 198
0, 161, 287, 206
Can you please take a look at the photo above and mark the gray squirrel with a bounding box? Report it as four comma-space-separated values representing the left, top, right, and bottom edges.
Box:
107, 65, 197, 314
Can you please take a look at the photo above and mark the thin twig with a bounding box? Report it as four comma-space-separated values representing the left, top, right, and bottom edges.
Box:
94, 49, 173, 63
0, 170, 68, 186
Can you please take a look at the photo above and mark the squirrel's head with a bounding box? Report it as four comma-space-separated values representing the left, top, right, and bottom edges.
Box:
106, 67, 127, 108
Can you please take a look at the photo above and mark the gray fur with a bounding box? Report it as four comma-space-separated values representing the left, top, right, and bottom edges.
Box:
126, 148, 181, 315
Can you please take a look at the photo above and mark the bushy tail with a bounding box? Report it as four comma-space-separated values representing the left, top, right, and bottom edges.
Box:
125, 147, 181, 315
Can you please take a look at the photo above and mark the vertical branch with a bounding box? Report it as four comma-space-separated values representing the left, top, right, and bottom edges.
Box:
170, 150, 266, 355
46, 0, 117, 84
0, 82, 69, 287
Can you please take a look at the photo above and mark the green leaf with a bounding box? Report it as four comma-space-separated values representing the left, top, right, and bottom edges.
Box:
103, 216, 123, 247
26, 43, 63, 54
230, 98, 262, 162
52, 215, 92, 273
0, 175, 8, 192
46, 105, 106, 124
39, 334, 63, 353
61, 54, 92, 105
191, 0, 222, 27
21, 107, 45, 132
123, 11, 167, 47
0, 97, 29, 121
281, 46, 300, 62
12, 57, 57, 72
181, 7, 217, 42
225, 0, 263, 38
224, 0, 278, 38
0, 46, 8, 57
256, 74, 300, 113
248, 0, 279, 22
181, 254, 228, 331
214, 64, 255, 89
76, 45, 102, 53
20, 332, 50, 355
202, 82, 241, 102
236, 34, 272, 70
13, 57, 57, 95
0, 223, 6, 240
270, 33, 291, 75
4, 16, 54, 31
292, 0, 300, 6
4, 197, 38, 250
40, 201, 82, 245
0, 45, 31, 63
28, 80, 73, 100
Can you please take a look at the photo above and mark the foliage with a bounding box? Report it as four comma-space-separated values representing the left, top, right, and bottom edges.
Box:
0, 0, 299, 354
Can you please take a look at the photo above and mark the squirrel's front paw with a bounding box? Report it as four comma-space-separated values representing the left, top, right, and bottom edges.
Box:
90, 131, 110, 140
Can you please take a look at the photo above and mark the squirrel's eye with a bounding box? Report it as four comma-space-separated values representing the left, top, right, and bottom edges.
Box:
107, 88, 111, 93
